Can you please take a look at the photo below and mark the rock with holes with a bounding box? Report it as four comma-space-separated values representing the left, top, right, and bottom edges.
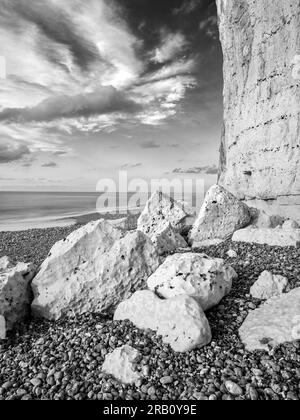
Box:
114, 290, 212, 352
146, 223, 188, 256
0, 315, 6, 340
282, 219, 299, 230
102, 345, 142, 384
189, 185, 251, 247
232, 226, 300, 247
0, 257, 35, 330
147, 253, 237, 311
32, 220, 160, 320
239, 287, 300, 351
250, 271, 288, 300
137, 191, 195, 237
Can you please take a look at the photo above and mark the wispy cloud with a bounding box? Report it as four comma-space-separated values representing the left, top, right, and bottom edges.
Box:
152, 32, 188, 64
140, 140, 160, 149
173, 165, 218, 175
42, 162, 58, 168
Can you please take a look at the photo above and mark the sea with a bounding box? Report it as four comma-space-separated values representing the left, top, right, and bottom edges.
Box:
0, 191, 202, 232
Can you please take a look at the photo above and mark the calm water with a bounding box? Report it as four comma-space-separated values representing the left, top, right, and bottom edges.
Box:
0, 191, 201, 231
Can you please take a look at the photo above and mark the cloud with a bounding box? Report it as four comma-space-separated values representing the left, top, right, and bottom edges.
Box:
42, 162, 58, 168
2, 0, 101, 71
0, 86, 141, 123
173, 165, 218, 175
120, 163, 142, 169
0, 143, 30, 164
173, 0, 200, 15
140, 140, 160, 149
152, 32, 188, 64
199, 15, 219, 40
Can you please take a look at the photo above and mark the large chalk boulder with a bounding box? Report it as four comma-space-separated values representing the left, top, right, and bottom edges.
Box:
137, 191, 194, 236
189, 185, 251, 247
233, 227, 300, 247
0, 257, 35, 330
102, 345, 142, 385
114, 290, 211, 352
145, 223, 188, 256
239, 288, 300, 351
147, 253, 236, 311
250, 271, 288, 300
32, 220, 160, 320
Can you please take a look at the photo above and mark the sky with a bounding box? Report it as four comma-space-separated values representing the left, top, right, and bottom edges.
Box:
0, 0, 223, 191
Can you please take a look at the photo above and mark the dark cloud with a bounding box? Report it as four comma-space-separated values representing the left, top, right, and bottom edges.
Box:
53, 150, 68, 156
140, 140, 160, 149
0, 87, 142, 123
173, 165, 218, 174
42, 162, 57, 168
0, 143, 30, 164
121, 162, 142, 169
2, 0, 101, 71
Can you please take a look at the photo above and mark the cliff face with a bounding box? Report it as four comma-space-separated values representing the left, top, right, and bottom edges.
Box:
216, 0, 300, 221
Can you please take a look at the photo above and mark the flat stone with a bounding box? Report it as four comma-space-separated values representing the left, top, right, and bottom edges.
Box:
232, 227, 300, 247
250, 271, 288, 300
239, 287, 300, 351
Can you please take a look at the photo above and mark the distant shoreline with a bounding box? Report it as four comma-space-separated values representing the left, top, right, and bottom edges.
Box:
0, 211, 141, 233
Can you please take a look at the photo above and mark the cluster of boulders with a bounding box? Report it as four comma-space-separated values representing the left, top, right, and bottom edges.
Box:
1, 184, 300, 385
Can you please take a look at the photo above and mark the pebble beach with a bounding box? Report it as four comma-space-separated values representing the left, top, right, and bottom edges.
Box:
0, 225, 299, 401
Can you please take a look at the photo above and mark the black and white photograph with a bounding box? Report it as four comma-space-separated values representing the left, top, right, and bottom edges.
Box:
0, 0, 299, 405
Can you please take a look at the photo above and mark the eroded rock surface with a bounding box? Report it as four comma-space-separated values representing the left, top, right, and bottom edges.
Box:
250, 271, 288, 300
232, 227, 300, 247
102, 345, 142, 385
32, 220, 160, 320
0, 257, 35, 330
147, 253, 236, 311
189, 185, 251, 246
239, 287, 300, 351
217, 0, 300, 222
114, 290, 211, 352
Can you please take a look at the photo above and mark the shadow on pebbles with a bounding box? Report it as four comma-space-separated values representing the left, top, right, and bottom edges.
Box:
0, 230, 300, 400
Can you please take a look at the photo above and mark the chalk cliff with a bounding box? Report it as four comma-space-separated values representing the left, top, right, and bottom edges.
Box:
216, 0, 300, 221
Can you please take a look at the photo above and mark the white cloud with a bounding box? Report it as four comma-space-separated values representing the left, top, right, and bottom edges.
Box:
152, 32, 188, 64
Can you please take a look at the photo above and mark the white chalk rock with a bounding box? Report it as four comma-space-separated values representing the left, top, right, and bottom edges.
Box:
0, 315, 6, 340
147, 253, 236, 311
189, 185, 251, 246
147, 223, 188, 256
137, 191, 194, 236
282, 219, 299, 230
32, 220, 160, 320
0, 257, 35, 330
102, 345, 142, 385
250, 271, 288, 300
239, 287, 300, 351
233, 227, 300, 247
114, 290, 212, 352
227, 249, 238, 258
